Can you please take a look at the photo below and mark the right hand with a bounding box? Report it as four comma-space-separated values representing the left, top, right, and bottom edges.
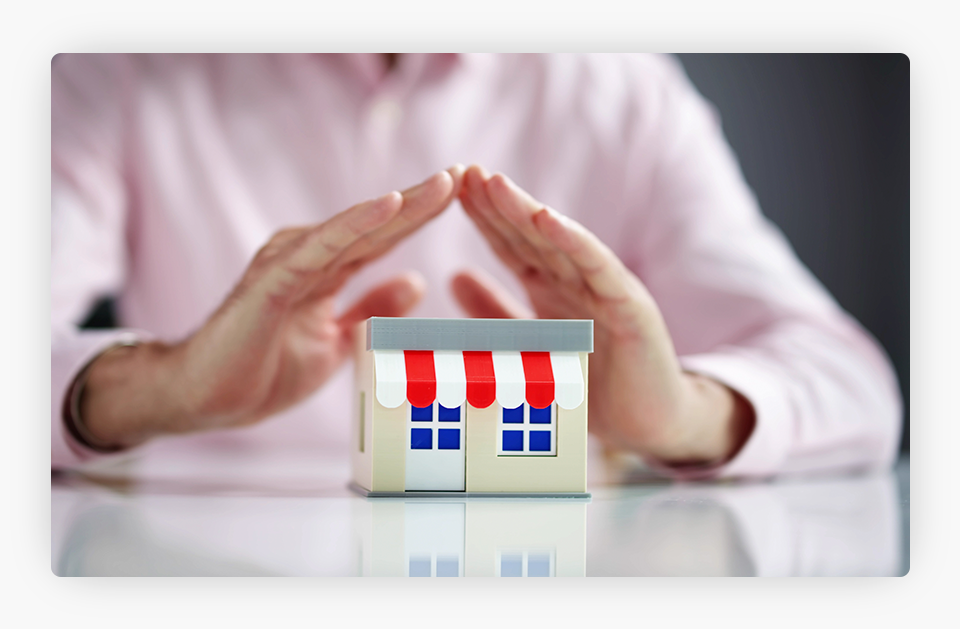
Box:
79, 166, 465, 449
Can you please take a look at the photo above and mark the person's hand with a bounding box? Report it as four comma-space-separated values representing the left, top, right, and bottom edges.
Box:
454, 165, 754, 465
80, 166, 466, 449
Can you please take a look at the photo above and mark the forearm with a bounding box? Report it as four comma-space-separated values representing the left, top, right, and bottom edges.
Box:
78, 340, 188, 449
676, 317, 902, 477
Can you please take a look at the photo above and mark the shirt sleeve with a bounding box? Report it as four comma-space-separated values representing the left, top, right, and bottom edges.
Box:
52, 54, 146, 469
622, 55, 902, 478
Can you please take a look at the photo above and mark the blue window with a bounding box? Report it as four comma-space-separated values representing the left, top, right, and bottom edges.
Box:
499, 403, 556, 456
410, 428, 432, 449
411, 404, 432, 421
502, 430, 523, 451
500, 554, 523, 577
529, 430, 551, 452
530, 405, 551, 424
438, 428, 460, 450
436, 557, 459, 577
438, 404, 461, 422
409, 558, 431, 577
502, 404, 523, 423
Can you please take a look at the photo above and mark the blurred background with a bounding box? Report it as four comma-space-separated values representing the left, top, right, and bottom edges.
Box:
676, 54, 909, 451
81, 53, 910, 452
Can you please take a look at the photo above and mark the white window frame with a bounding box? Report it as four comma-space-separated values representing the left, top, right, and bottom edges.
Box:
496, 402, 557, 456
407, 402, 464, 452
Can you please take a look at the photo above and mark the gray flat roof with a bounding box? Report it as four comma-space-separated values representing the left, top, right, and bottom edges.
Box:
366, 317, 593, 352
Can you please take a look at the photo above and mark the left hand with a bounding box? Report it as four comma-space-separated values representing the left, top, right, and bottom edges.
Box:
454, 165, 754, 465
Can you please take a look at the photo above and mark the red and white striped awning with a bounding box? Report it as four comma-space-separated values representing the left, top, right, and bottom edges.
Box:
373, 350, 585, 411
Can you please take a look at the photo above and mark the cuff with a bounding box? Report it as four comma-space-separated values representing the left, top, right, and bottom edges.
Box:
52, 328, 151, 469
659, 351, 794, 480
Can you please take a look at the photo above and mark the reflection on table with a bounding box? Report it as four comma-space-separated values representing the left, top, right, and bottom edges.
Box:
356, 499, 586, 576
52, 451, 907, 577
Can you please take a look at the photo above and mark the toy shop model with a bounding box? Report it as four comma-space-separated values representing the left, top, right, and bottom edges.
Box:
351, 317, 593, 497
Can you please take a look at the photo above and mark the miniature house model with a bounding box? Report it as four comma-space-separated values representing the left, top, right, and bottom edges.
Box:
351, 317, 593, 496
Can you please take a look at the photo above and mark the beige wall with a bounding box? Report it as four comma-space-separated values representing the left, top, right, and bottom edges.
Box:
350, 329, 373, 491
354, 329, 408, 492
370, 397, 407, 492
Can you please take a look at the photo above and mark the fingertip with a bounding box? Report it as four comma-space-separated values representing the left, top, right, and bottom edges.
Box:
359, 190, 403, 228
486, 171, 507, 188
448, 267, 531, 320
436, 170, 455, 198
376, 190, 403, 209
431, 169, 453, 191
533, 206, 576, 250
448, 268, 486, 316
386, 190, 405, 214
401, 269, 428, 296
462, 169, 490, 207
484, 172, 514, 203
449, 269, 475, 293
532, 205, 558, 228
463, 164, 484, 188
388, 270, 429, 313
401, 170, 454, 209
446, 164, 466, 197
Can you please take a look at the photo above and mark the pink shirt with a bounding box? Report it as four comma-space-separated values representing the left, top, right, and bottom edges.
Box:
51, 53, 902, 477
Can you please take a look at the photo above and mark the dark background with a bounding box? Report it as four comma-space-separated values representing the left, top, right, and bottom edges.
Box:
81, 54, 910, 452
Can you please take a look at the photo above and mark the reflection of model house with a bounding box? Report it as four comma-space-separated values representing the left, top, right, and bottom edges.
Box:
351, 317, 593, 495
353, 499, 587, 577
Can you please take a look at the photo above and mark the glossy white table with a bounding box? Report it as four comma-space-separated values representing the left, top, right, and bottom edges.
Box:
52, 450, 908, 576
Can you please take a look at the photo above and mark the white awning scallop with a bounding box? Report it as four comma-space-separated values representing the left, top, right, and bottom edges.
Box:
550, 352, 585, 410
491, 351, 526, 410
373, 350, 406, 409
433, 350, 467, 409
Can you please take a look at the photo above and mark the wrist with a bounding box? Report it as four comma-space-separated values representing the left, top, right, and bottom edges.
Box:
79, 340, 186, 449
645, 372, 755, 466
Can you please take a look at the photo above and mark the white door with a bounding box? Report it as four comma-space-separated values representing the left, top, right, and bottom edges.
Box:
405, 402, 466, 491
404, 502, 465, 576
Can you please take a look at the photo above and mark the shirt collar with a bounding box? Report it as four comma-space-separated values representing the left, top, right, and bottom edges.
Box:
329, 53, 469, 94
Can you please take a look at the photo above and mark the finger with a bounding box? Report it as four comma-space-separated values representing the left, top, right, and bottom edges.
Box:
249, 191, 403, 310
277, 167, 459, 307
253, 226, 309, 263
484, 173, 582, 285
532, 207, 633, 302
337, 165, 465, 269
387, 165, 463, 241
451, 268, 534, 319
282, 190, 404, 273
459, 179, 530, 275
460, 165, 546, 274
337, 271, 427, 329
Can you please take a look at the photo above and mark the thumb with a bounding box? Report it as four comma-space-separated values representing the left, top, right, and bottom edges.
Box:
451, 268, 533, 319
338, 272, 427, 328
